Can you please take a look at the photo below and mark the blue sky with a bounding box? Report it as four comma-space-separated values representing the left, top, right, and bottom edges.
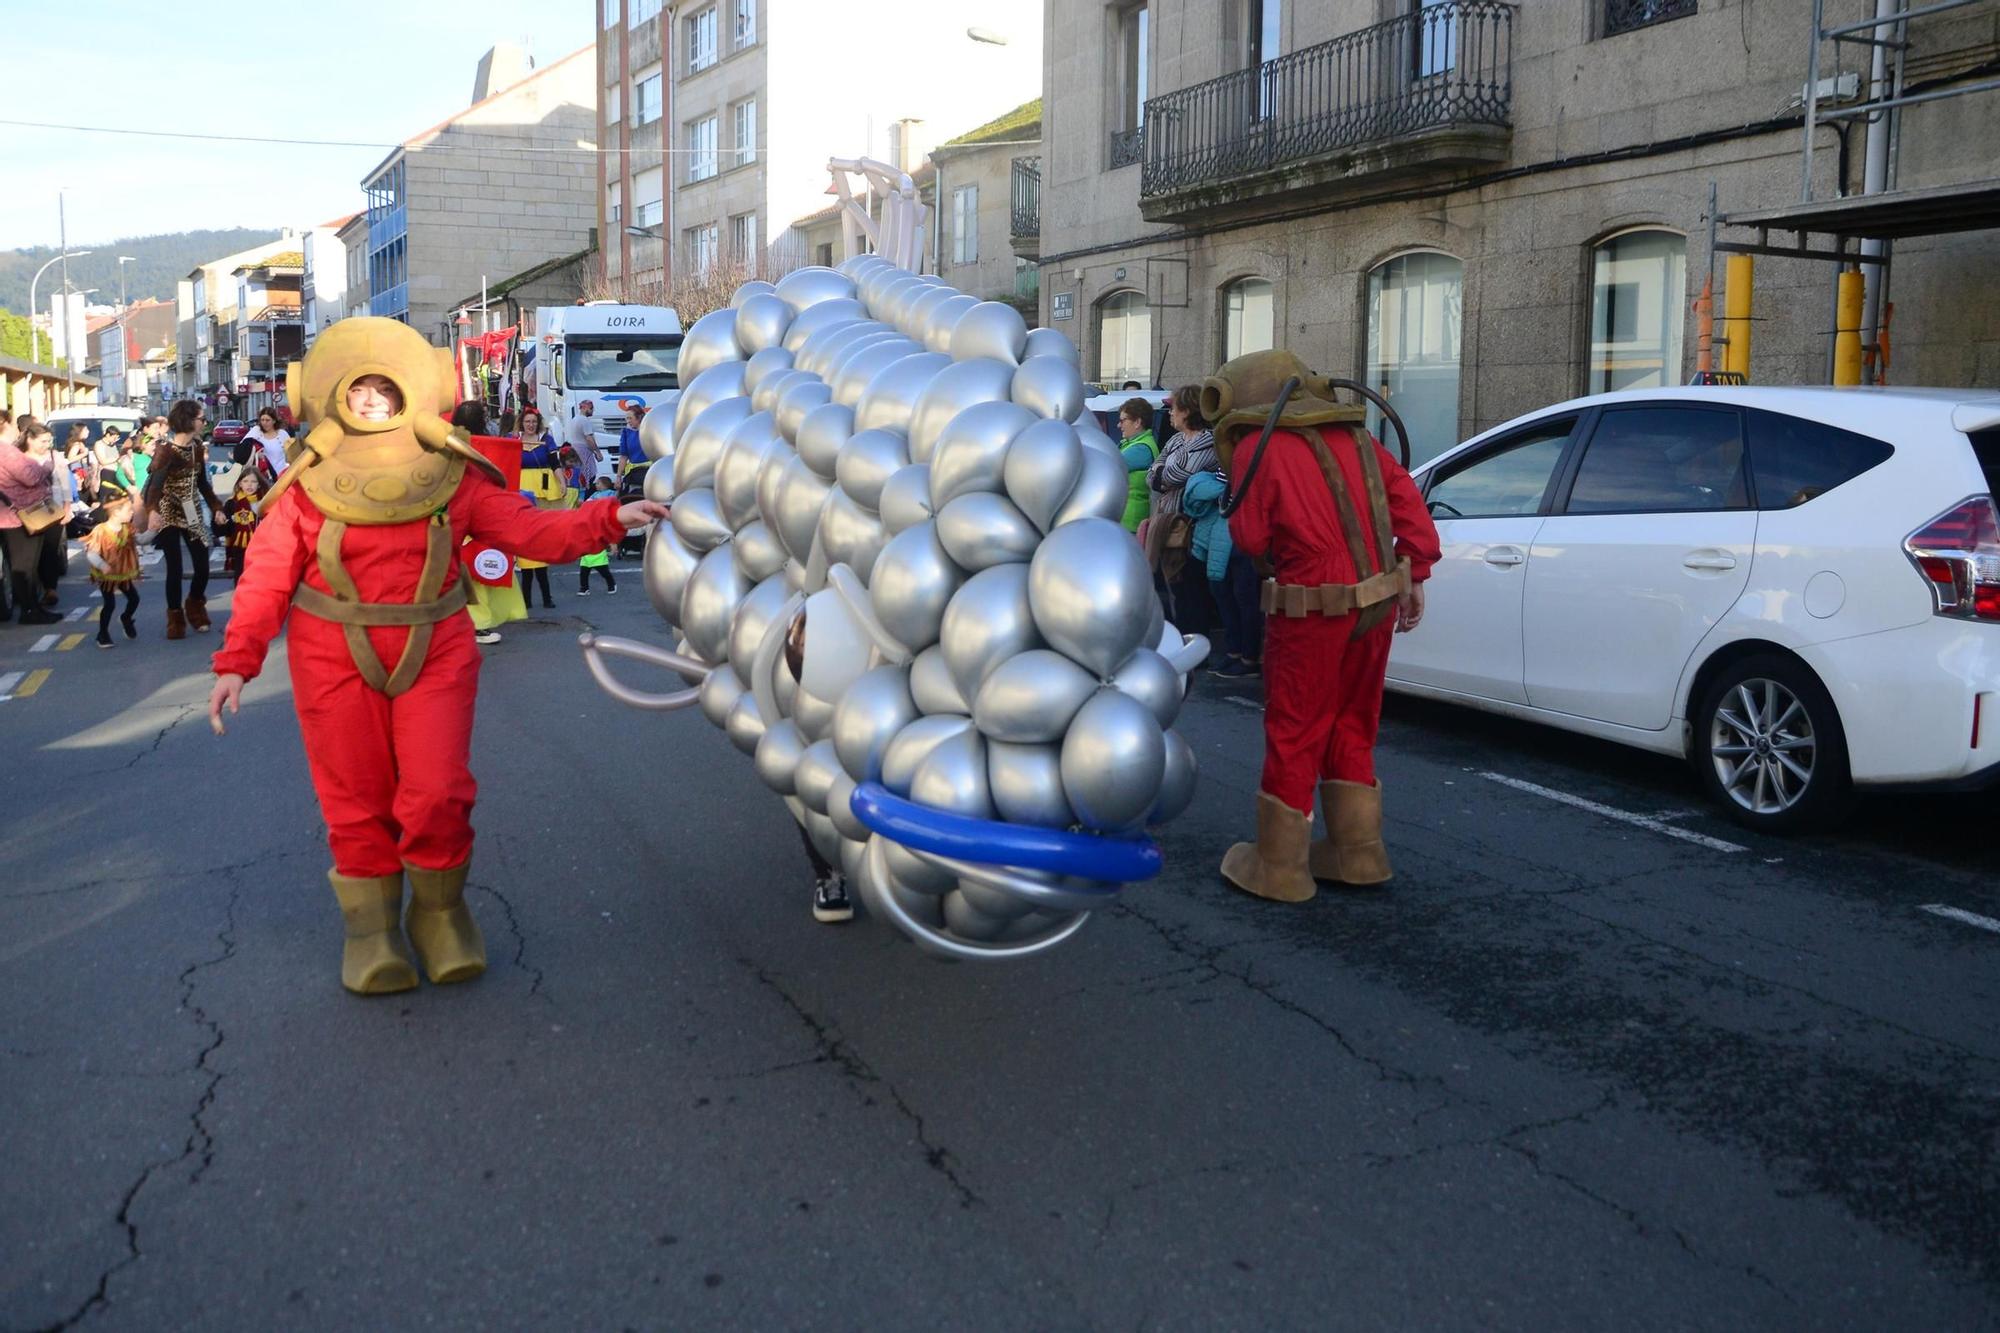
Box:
0, 0, 595, 251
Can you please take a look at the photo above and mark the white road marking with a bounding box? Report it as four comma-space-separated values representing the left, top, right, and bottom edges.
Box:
64, 606, 89, 622
1226, 696, 1263, 711
0, 671, 22, 700
29, 635, 58, 653
1478, 771, 1749, 854
1920, 903, 2000, 936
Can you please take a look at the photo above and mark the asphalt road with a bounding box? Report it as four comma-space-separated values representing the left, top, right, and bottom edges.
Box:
2, 553, 1996, 1331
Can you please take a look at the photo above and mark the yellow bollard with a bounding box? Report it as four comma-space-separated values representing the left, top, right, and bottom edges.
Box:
1833, 269, 1865, 386
1722, 254, 1753, 379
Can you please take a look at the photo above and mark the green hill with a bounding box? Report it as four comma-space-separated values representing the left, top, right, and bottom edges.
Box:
0, 228, 286, 316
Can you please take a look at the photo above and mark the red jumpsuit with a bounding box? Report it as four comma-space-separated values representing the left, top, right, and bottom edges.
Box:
214, 472, 627, 877
1227, 426, 1441, 813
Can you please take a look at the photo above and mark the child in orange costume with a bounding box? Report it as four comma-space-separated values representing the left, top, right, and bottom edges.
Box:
207, 318, 666, 996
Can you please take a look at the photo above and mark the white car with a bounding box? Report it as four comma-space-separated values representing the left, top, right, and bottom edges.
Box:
1386, 386, 2000, 831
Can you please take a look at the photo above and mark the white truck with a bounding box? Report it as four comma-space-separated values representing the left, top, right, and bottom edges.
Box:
526, 302, 683, 468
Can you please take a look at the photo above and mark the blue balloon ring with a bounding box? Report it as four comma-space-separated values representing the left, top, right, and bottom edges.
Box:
849, 782, 1163, 883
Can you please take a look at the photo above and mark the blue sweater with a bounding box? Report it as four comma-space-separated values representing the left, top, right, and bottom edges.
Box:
1179, 471, 1234, 583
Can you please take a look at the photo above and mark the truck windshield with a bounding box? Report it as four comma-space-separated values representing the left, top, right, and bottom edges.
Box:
566, 340, 681, 391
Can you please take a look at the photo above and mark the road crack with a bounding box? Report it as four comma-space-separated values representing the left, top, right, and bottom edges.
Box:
469, 880, 546, 1001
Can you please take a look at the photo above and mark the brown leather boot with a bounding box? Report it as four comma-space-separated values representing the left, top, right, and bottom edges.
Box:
184, 595, 211, 632
165, 608, 187, 640
404, 861, 486, 984
1219, 791, 1317, 903
327, 870, 419, 995
1309, 780, 1393, 885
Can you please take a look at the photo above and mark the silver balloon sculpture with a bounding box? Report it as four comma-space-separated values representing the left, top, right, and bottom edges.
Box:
581, 251, 1208, 962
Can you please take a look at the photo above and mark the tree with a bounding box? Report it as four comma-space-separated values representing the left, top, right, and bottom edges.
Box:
0, 306, 58, 366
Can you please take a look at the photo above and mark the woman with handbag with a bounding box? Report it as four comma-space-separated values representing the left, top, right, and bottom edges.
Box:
140, 399, 223, 640
1143, 386, 1219, 570
0, 413, 65, 626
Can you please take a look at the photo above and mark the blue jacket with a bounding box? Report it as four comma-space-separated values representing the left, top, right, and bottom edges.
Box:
1179, 471, 1233, 583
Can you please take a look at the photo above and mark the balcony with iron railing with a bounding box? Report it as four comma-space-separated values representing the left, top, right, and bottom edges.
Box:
1010, 156, 1041, 257
1139, 0, 1515, 223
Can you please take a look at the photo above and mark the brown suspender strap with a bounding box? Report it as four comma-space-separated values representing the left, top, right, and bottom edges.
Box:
303, 517, 465, 697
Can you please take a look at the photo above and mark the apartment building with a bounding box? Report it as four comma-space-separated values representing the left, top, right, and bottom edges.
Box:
1035, 0, 2000, 464
597, 0, 1042, 290
360, 43, 598, 344
94, 299, 178, 408
173, 234, 305, 409
302, 215, 356, 350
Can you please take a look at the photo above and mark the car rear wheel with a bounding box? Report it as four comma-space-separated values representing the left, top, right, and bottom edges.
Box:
1693, 653, 1851, 834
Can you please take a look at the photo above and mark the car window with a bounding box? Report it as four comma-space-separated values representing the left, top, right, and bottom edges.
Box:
1744, 409, 1893, 508
1425, 418, 1575, 519
1564, 406, 1748, 515
1964, 428, 1998, 500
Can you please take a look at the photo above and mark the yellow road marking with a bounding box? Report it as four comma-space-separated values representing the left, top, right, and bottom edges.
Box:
15, 669, 52, 697
56, 634, 85, 652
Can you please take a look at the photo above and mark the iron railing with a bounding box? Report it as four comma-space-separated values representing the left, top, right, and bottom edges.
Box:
1109, 125, 1146, 170
1011, 156, 1041, 236
1140, 0, 1515, 198
1604, 0, 1696, 38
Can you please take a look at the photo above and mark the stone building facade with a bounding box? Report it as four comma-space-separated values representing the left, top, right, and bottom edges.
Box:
1034, 0, 2000, 464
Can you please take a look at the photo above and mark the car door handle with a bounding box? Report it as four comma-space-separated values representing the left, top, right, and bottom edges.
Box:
1682, 552, 1738, 571
1482, 546, 1525, 567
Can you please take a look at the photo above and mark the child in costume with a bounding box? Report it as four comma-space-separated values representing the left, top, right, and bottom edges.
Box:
84, 481, 142, 648
1206, 351, 1441, 903
206, 318, 667, 996
576, 477, 618, 595
223, 470, 263, 578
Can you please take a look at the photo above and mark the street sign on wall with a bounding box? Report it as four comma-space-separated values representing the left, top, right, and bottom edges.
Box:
1051, 291, 1074, 322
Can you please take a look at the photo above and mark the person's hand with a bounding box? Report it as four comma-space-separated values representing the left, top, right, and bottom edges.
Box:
616, 500, 668, 529
1395, 582, 1425, 634
208, 674, 246, 736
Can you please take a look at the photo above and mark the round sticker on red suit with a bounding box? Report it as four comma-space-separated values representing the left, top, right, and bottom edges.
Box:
471, 548, 510, 581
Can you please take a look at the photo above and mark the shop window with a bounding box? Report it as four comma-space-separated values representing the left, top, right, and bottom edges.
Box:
1097, 289, 1151, 387
1365, 251, 1463, 466
1588, 229, 1686, 393
1222, 277, 1274, 361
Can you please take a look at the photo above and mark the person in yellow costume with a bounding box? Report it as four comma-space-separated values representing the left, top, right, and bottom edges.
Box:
449, 401, 528, 644
513, 406, 568, 610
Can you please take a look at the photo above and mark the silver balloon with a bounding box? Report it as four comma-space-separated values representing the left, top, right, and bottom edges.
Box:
833, 428, 910, 511
715, 412, 781, 531
1112, 648, 1183, 729
909, 645, 969, 715
673, 397, 753, 495
882, 837, 955, 898
838, 832, 868, 885
791, 685, 837, 742
855, 352, 951, 436
794, 401, 854, 480
698, 661, 745, 728
1050, 445, 1130, 530
903, 285, 957, 341
839, 253, 889, 280
740, 346, 796, 400
1075, 418, 1122, 460
775, 376, 833, 446
830, 663, 918, 782
910, 726, 993, 819
858, 265, 912, 310
798, 320, 887, 379
877, 463, 934, 536
1149, 730, 1197, 825
794, 739, 845, 815
949, 301, 1030, 365
971, 649, 1100, 743
1060, 688, 1167, 831
907, 358, 1016, 465
827, 769, 869, 842
680, 543, 750, 664
669, 486, 733, 553
942, 890, 1016, 942
771, 453, 833, 560
874, 275, 928, 325
755, 438, 795, 531
880, 715, 974, 795
831, 339, 923, 408
727, 572, 793, 680
930, 401, 1036, 508
775, 266, 858, 315
774, 646, 799, 713
987, 739, 1074, 829
1142, 585, 1166, 660
724, 689, 766, 754
673, 634, 708, 685
939, 564, 1042, 704
731, 279, 778, 307
805, 809, 842, 865
781, 297, 866, 353
867, 521, 964, 654
816, 486, 886, 582
954, 878, 1038, 921
921, 294, 982, 355
1011, 355, 1087, 423
675, 358, 746, 441
636, 405, 676, 462
935, 492, 1041, 571
643, 459, 677, 504
677, 307, 743, 383
1028, 517, 1156, 677
733, 519, 789, 584
1001, 418, 1085, 534
819, 329, 904, 388
1024, 326, 1081, 365
752, 367, 813, 417
643, 521, 701, 624
754, 718, 807, 794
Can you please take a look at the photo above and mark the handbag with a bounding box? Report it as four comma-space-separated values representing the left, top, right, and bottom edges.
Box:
14, 495, 66, 535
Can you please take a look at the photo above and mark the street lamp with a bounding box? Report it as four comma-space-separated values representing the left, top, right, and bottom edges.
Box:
117, 256, 137, 309
28, 249, 93, 365
967, 26, 1009, 44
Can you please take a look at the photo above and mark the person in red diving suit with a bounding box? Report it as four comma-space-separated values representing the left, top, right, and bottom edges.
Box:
1205, 350, 1441, 903
207, 317, 666, 996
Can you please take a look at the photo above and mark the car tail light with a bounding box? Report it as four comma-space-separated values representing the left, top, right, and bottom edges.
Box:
1905, 495, 2000, 622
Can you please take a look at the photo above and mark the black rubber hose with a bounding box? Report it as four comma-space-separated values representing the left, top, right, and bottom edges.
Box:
1221, 376, 1299, 518
1326, 378, 1411, 469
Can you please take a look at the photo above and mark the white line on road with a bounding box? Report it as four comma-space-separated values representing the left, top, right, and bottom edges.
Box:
0, 671, 22, 700
1478, 771, 1749, 854
1226, 696, 1263, 711
1920, 903, 2000, 936
29, 635, 58, 654
64, 606, 89, 622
